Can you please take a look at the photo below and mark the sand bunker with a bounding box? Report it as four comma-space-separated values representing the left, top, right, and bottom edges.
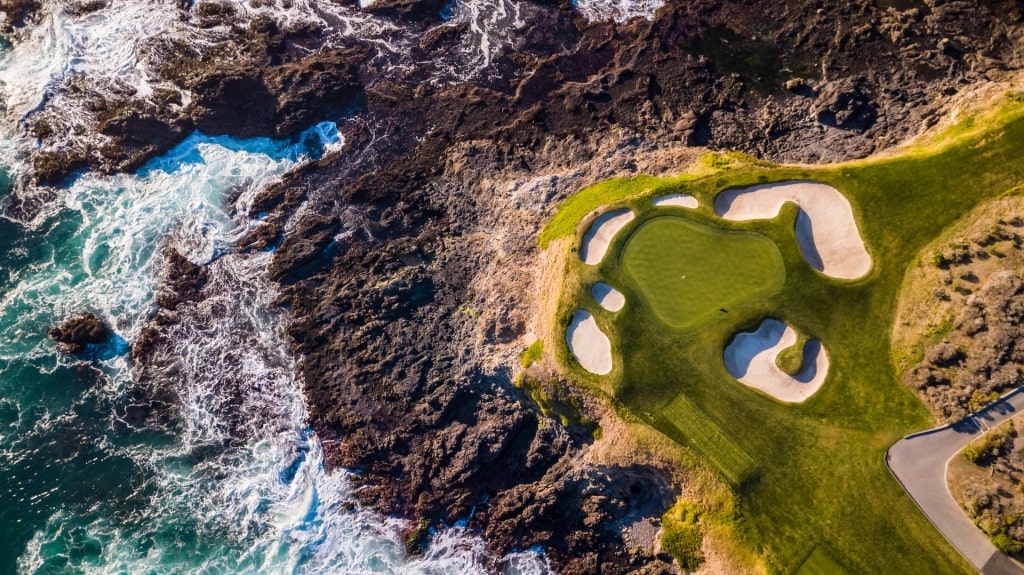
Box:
714, 181, 872, 280
592, 282, 625, 312
580, 209, 635, 265
652, 194, 698, 209
723, 318, 829, 403
566, 309, 613, 375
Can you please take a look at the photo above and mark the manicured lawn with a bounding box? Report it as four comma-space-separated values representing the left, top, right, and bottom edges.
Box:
795, 545, 848, 575
621, 217, 785, 331
545, 96, 1024, 574
657, 393, 755, 486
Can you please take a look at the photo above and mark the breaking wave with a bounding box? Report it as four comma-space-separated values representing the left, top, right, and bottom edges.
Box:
0, 117, 551, 573
572, 0, 664, 23
0, 0, 665, 571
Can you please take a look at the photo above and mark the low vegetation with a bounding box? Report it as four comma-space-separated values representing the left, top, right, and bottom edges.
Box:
895, 197, 1024, 422
951, 420, 1024, 557
514, 375, 601, 438
661, 500, 704, 571
519, 339, 544, 368
775, 332, 809, 376
543, 93, 1024, 573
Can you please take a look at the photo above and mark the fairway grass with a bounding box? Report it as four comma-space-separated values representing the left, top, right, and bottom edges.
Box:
543, 93, 1024, 574
621, 217, 785, 331
795, 545, 849, 575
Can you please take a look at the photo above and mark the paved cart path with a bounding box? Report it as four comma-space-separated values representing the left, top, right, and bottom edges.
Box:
888, 389, 1024, 575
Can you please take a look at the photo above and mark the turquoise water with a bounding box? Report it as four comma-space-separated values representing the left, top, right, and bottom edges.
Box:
0, 127, 330, 572
0, 125, 548, 574
0, 2, 578, 572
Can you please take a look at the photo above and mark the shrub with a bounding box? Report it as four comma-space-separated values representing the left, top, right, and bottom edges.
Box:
991, 531, 1024, 554
520, 340, 544, 368
964, 423, 1016, 464
662, 501, 704, 572
931, 251, 951, 268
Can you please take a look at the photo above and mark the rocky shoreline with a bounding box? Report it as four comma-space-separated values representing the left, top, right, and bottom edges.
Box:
12, 0, 1024, 572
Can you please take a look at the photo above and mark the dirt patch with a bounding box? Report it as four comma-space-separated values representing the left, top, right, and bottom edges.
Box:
893, 195, 1024, 423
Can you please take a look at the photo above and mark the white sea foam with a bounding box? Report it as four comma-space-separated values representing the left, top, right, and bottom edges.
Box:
0, 122, 553, 574
0, 62, 549, 575
442, 0, 526, 76
572, 0, 664, 23
0, 0, 529, 156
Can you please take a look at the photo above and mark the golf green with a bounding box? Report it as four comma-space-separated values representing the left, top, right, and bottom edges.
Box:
621, 216, 785, 331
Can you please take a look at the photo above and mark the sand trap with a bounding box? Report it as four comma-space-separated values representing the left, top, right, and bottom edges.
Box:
580, 209, 635, 265
714, 181, 872, 280
723, 318, 829, 403
592, 282, 625, 312
566, 309, 613, 375
652, 193, 698, 209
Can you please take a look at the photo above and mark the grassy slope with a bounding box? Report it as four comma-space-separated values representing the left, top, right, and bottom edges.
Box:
543, 97, 1024, 574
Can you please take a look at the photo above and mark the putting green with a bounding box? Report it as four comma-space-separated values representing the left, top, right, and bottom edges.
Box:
621, 216, 785, 331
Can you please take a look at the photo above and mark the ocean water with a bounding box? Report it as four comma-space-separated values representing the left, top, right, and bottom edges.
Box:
0, 0, 663, 573
0, 120, 553, 574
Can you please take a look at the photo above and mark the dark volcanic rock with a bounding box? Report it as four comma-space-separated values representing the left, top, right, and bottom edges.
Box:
189, 73, 278, 138
62, 0, 109, 16
154, 247, 210, 312
356, 0, 449, 21
49, 313, 111, 354
479, 465, 676, 574
815, 78, 878, 132
0, 0, 40, 33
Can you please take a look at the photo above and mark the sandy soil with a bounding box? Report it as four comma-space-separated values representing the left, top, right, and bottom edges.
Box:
580, 209, 635, 265
567, 309, 613, 375
723, 318, 829, 403
652, 193, 698, 209
714, 181, 872, 280
592, 282, 626, 312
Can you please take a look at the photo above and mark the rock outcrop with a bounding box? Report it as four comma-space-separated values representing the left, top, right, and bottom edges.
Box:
49, 313, 111, 354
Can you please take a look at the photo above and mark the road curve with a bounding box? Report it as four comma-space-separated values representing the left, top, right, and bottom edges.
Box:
887, 389, 1024, 575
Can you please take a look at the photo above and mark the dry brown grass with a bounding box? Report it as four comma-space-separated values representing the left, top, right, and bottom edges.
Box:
891, 195, 1024, 376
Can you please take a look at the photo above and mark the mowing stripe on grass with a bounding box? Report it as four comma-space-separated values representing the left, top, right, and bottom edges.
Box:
657, 393, 756, 486
795, 545, 850, 575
